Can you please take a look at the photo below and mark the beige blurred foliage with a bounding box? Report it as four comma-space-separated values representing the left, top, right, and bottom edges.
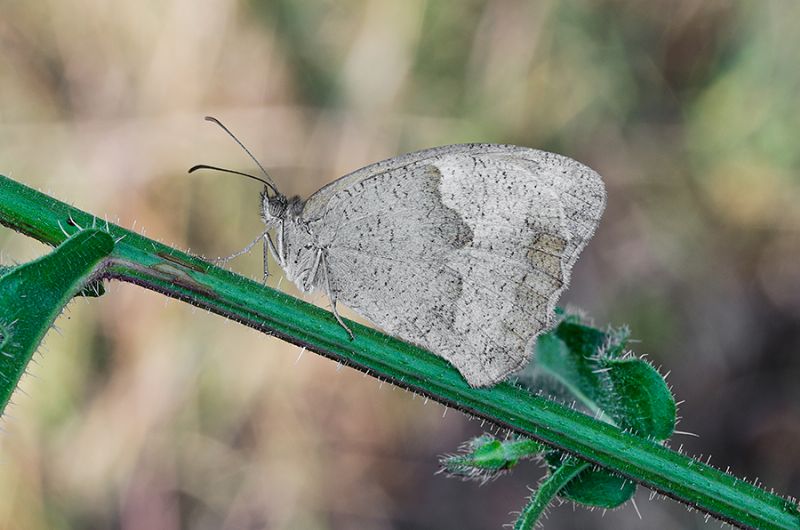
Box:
1, 1, 799, 528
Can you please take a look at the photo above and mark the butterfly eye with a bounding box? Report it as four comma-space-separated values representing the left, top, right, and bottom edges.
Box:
268, 196, 288, 218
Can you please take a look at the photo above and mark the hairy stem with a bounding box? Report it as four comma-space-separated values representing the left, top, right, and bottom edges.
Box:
514, 459, 590, 530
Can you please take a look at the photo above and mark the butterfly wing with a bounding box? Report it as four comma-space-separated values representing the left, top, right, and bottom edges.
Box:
303, 144, 605, 387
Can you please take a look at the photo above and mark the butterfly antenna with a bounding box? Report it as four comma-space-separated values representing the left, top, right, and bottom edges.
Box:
188, 164, 279, 195
202, 116, 280, 196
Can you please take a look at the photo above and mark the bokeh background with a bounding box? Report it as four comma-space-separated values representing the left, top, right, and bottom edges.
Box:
1, 1, 799, 528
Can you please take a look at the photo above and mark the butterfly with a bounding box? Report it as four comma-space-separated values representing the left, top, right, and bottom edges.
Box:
192, 118, 605, 387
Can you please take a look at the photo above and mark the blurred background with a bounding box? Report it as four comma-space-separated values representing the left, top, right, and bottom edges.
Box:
1, 1, 799, 528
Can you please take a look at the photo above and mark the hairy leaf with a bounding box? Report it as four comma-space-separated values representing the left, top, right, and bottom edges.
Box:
440, 435, 543, 483
0, 229, 114, 416
513, 315, 676, 511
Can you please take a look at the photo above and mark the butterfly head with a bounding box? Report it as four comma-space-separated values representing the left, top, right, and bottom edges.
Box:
261, 190, 288, 225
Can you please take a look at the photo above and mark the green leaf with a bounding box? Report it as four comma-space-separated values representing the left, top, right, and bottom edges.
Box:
0, 265, 105, 298
524, 318, 676, 440
0, 229, 114, 416
603, 357, 675, 441
544, 452, 636, 508
512, 316, 676, 511
440, 435, 543, 483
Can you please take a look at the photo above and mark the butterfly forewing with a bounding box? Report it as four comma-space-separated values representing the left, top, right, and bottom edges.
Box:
301, 144, 605, 387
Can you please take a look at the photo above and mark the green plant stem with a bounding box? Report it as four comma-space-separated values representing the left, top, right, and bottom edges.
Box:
0, 174, 796, 530
514, 459, 590, 530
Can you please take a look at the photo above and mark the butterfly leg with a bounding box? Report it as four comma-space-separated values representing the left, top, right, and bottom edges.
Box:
262, 235, 270, 284
321, 252, 354, 340
263, 231, 287, 283
213, 230, 268, 265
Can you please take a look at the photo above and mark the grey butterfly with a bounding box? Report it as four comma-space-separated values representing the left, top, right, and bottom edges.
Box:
192, 118, 605, 387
